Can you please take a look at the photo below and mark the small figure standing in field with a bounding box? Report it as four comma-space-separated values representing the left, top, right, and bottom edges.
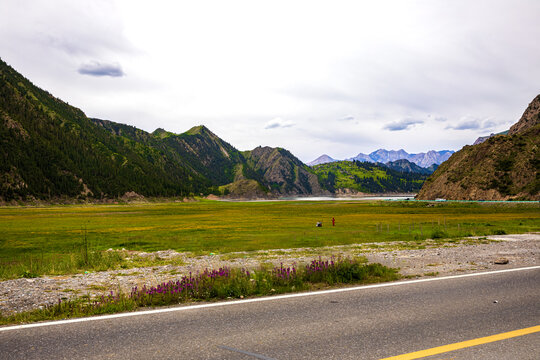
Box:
332, 217, 335, 226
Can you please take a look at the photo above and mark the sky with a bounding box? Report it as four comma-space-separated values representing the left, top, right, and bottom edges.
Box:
1, 0, 539, 162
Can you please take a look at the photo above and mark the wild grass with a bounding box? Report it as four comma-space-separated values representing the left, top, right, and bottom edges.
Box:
0, 257, 399, 325
0, 200, 538, 279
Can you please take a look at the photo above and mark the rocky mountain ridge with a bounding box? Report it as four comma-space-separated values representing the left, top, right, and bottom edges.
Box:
308, 149, 453, 168
347, 149, 454, 168
385, 159, 437, 175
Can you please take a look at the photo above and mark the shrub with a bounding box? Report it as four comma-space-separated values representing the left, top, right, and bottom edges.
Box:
431, 230, 448, 239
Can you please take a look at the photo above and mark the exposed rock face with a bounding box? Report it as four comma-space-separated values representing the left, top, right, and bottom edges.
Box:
369, 149, 410, 163
385, 159, 435, 174
416, 95, 540, 201
245, 146, 324, 195
410, 150, 453, 168
508, 94, 540, 135
473, 134, 495, 145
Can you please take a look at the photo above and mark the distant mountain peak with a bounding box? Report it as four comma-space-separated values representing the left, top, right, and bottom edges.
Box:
346, 149, 454, 168
307, 154, 337, 166
184, 125, 211, 135
152, 128, 175, 138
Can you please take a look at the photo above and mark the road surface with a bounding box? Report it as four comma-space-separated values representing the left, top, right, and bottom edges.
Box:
1, 267, 539, 359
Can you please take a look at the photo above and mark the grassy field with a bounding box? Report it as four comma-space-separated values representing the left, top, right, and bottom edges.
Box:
0, 200, 538, 279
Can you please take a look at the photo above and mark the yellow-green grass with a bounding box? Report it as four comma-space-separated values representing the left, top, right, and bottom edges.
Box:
0, 200, 538, 279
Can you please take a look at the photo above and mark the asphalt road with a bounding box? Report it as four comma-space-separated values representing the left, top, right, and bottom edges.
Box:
1, 267, 539, 360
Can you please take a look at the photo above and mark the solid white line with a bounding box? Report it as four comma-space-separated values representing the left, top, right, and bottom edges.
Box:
1, 265, 539, 333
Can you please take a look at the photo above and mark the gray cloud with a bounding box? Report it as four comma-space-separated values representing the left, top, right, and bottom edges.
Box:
264, 117, 295, 129
383, 118, 424, 131
446, 117, 498, 131
338, 115, 355, 121
78, 61, 124, 77
447, 120, 481, 130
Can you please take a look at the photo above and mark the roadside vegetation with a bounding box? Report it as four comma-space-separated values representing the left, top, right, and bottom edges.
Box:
0, 257, 399, 325
0, 200, 538, 279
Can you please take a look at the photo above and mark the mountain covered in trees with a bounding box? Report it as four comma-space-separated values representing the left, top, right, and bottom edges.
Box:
1, 58, 443, 201
0, 58, 325, 201
312, 160, 431, 194
417, 94, 540, 201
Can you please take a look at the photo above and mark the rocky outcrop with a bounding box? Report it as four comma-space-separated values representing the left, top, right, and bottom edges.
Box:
245, 146, 324, 195
473, 134, 495, 145
385, 159, 435, 174
508, 94, 540, 135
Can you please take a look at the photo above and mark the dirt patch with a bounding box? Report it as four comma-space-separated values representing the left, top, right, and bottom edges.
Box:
0, 234, 538, 316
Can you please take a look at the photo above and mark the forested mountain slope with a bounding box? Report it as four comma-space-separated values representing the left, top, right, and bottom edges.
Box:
312, 160, 430, 194
0, 58, 326, 201
0, 58, 204, 200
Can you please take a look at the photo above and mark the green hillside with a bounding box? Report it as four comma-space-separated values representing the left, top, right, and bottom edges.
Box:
0, 57, 444, 201
0, 58, 326, 201
0, 59, 205, 201
313, 160, 429, 193
93, 120, 243, 188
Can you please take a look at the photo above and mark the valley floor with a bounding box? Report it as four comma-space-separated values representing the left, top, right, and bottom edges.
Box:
1, 233, 538, 316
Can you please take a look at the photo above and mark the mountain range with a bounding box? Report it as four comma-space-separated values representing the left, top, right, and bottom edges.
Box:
3, 56, 535, 201
307, 149, 454, 168
0, 58, 322, 201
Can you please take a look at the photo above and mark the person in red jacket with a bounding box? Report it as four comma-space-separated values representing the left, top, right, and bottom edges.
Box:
332, 217, 335, 226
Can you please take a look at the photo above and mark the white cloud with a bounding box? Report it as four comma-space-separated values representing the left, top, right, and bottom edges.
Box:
446, 116, 502, 131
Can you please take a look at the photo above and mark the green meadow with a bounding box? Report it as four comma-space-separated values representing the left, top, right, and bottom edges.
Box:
0, 200, 538, 279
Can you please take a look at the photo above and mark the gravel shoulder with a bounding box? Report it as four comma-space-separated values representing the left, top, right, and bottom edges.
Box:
1, 233, 538, 316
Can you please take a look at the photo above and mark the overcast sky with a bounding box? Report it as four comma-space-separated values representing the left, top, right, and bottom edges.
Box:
1, 0, 539, 162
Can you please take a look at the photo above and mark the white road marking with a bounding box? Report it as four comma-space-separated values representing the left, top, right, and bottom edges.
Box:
1, 265, 538, 333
